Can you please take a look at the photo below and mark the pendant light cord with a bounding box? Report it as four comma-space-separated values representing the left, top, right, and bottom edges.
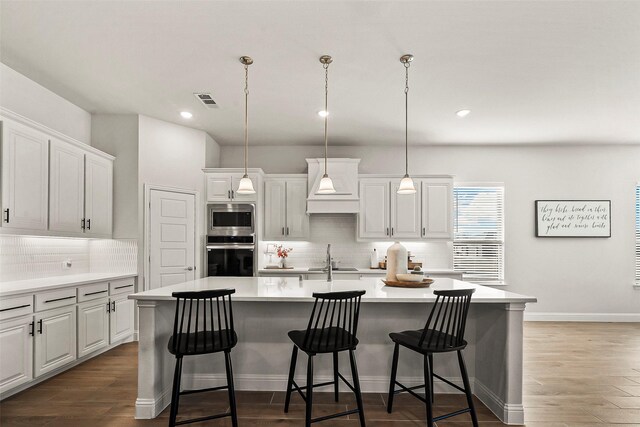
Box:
244, 63, 249, 176
323, 62, 329, 176
404, 61, 410, 177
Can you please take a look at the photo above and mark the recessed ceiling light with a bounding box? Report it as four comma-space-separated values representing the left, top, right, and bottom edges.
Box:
180, 111, 193, 119
456, 109, 471, 117
318, 110, 329, 118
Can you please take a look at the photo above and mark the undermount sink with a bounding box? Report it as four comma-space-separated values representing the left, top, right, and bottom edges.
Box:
307, 267, 359, 272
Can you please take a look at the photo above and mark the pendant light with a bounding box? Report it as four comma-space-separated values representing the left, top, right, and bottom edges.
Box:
397, 54, 417, 195
317, 55, 336, 194
236, 55, 256, 194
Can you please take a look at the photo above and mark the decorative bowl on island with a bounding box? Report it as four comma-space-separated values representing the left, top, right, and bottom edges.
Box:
395, 273, 423, 282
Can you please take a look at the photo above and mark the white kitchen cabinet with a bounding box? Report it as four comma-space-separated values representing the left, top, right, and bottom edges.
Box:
0, 315, 33, 394
1, 117, 49, 231
84, 153, 113, 236
358, 179, 390, 239
206, 173, 258, 202
77, 297, 109, 357
420, 178, 454, 239
391, 182, 421, 239
34, 305, 76, 377
263, 177, 309, 240
109, 294, 134, 343
49, 139, 85, 233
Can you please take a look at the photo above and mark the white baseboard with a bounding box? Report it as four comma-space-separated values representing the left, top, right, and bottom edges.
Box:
524, 312, 640, 322
474, 380, 524, 425
135, 388, 172, 419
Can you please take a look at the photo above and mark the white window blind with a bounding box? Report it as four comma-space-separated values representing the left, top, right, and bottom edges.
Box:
636, 185, 640, 283
453, 186, 505, 285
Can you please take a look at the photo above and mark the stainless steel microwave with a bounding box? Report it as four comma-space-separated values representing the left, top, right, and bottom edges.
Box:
207, 203, 255, 236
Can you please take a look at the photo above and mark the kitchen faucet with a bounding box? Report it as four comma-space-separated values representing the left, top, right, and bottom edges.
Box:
325, 244, 332, 282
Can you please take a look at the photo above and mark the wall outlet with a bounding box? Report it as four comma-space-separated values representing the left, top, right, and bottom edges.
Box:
62, 259, 72, 269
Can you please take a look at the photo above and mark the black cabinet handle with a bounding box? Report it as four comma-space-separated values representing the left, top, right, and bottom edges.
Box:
114, 284, 133, 290
107, 301, 111, 313
423, 227, 426, 236
0, 304, 30, 312
286, 227, 289, 235
227, 190, 231, 199
282, 227, 285, 235
86, 219, 91, 230
29, 321, 35, 336
81, 218, 85, 230
386, 227, 389, 236
84, 290, 107, 296
3, 208, 8, 223
391, 227, 394, 236
44, 295, 76, 304
231, 190, 235, 199
37, 319, 43, 334
111, 301, 116, 312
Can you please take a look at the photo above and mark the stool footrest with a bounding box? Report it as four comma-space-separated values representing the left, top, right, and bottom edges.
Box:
337, 372, 356, 393
433, 407, 471, 422
432, 372, 465, 393
180, 384, 229, 396
392, 380, 428, 404
311, 408, 360, 423
175, 411, 231, 425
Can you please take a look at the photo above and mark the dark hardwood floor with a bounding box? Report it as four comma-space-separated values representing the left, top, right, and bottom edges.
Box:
1, 322, 639, 426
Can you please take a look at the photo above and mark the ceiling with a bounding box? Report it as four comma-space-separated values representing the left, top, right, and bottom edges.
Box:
1, 1, 639, 146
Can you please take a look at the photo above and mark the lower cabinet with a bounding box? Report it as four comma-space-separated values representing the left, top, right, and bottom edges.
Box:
34, 306, 77, 377
109, 294, 134, 343
0, 315, 34, 394
77, 298, 110, 357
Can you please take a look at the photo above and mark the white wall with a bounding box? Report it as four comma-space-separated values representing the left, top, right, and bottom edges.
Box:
0, 63, 92, 144
91, 115, 140, 239
206, 133, 221, 168
221, 144, 640, 318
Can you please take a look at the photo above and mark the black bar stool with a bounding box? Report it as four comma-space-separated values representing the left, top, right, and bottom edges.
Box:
284, 290, 367, 427
387, 289, 478, 427
168, 289, 238, 427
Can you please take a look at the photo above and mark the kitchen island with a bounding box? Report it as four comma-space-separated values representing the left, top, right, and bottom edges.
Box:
130, 276, 536, 424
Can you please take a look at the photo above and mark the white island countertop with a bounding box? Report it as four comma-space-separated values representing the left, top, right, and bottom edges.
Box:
258, 267, 459, 275
129, 276, 536, 304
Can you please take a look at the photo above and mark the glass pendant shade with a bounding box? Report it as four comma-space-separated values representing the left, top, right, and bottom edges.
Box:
317, 174, 336, 194
397, 174, 417, 194
236, 175, 256, 194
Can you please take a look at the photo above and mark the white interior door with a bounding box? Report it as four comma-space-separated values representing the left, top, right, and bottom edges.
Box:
149, 189, 196, 289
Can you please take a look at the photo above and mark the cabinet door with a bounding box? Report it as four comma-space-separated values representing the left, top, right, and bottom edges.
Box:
110, 295, 134, 343
421, 178, 454, 239
358, 180, 390, 239
34, 306, 76, 377
285, 180, 309, 240
264, 180, 287, 240
84, 153, 113, 236
1, 118, 49, 230
0, 316, 33, 394
231, 173, 258, 202
206, 175, 232, 202
77, 298, 109, 357
391, 182, 421, 239
49, 139, 85, 233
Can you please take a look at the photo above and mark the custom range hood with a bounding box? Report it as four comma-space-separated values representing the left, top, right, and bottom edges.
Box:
306, 158, 360, 214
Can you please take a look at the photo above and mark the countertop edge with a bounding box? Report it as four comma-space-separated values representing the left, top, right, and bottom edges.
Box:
130, 295, 537, 304
0, 273, 138, 297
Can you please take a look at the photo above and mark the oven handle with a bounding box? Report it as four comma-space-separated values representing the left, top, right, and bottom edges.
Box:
206, 245, 255, 250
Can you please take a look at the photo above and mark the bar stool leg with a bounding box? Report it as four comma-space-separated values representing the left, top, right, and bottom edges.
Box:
305, 354, 314, 427
169, 356, 183, 427
387, 343, 400, 413
349, 349, 366, 427
428, 353, 434, 403
424, 355, 434, 427
224, 351, 238, 427
333, 351, 339, 402
284, 346, 298, 413
457, 350, 479, 427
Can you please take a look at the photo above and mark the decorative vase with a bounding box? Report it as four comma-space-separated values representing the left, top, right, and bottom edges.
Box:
280, 257, 287, 268
386, 241, 408, 281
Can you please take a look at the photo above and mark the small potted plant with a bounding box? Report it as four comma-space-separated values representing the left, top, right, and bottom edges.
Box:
276, 244, 293, 268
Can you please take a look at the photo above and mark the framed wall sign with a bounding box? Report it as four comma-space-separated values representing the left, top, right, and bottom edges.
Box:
535, 200, 611, 238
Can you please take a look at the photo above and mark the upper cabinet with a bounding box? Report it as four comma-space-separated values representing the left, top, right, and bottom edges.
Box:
1, 114, 114, 237
206, 172, 259, 202
1, 119, 49, 230
263, 177, 309, 241
358, 176, 453, 241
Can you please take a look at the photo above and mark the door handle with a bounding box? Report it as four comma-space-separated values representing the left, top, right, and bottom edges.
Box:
185, 266, 194, 271
3, 208, 8, 223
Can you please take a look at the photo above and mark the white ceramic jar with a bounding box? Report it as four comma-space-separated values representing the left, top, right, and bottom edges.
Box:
386, 241, 408, 281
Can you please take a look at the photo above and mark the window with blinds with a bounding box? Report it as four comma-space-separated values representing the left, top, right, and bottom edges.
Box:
453, 186, 505, 285
636, 185, 640, 283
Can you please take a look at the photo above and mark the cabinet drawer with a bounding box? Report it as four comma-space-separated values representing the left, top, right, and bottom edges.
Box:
0, 295, 34, 321
109, 278, 135, 296
77, 282, 109, 302
35, 288, 77, 312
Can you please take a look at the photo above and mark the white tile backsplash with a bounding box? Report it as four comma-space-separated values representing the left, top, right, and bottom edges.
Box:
259, 214, 452, 270
0, 236, 137, 282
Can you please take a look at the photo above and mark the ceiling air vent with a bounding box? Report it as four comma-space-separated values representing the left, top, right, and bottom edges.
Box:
194, 93, 218, 108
